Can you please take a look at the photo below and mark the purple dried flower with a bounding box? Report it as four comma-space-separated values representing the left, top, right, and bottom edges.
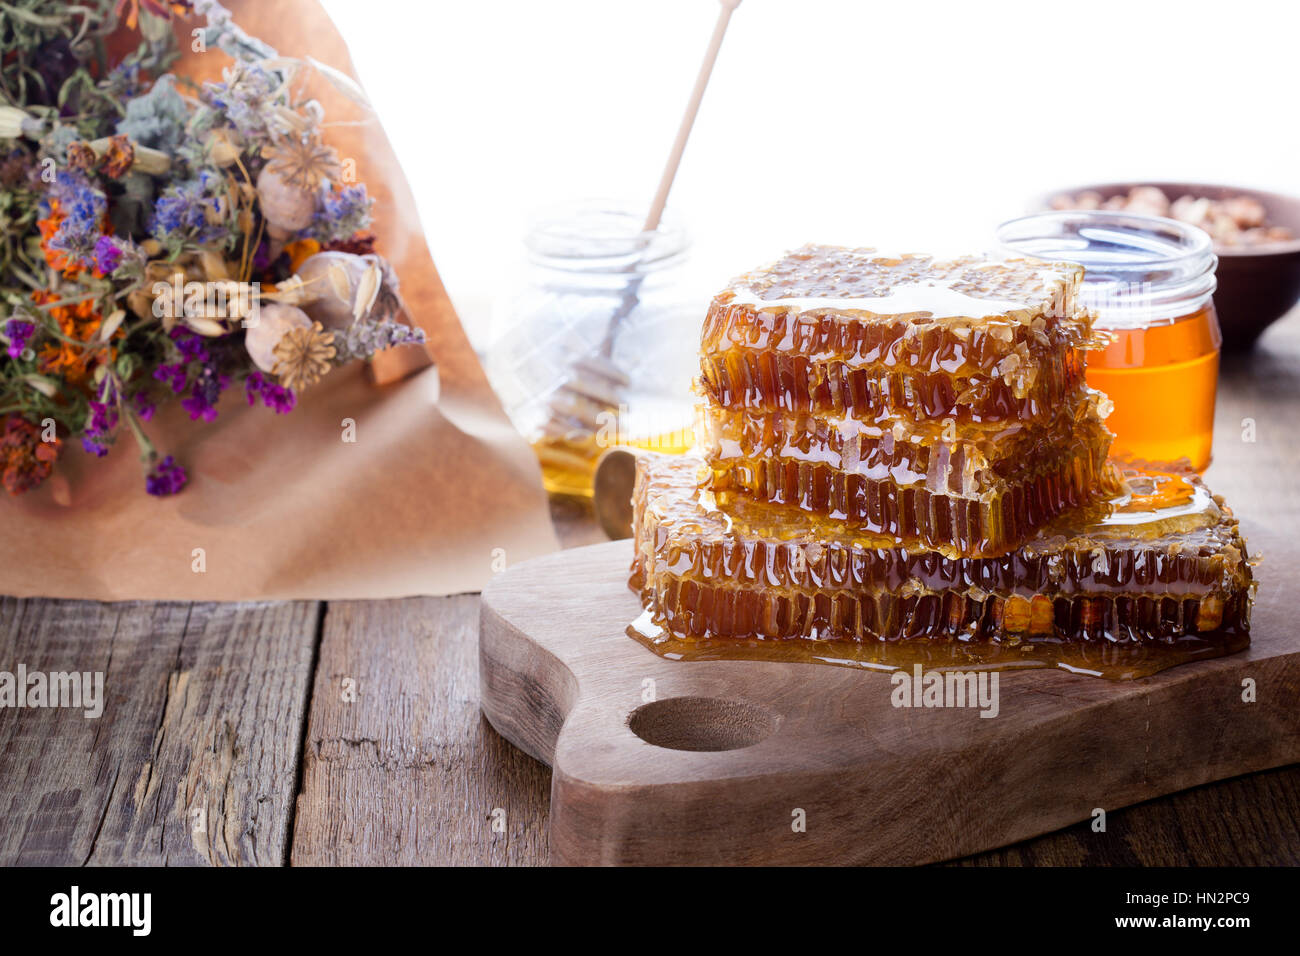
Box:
80, 399, 119, 457
145, 456, 188, 497
244, 371, 296, 414
153, 362, 188, 393
252, 238, 273, 273
171, 326, 210, 363
4, 318, 36, 359
132, 390, 156, 422
180, 393, 216, 422
333, 317, 426, 363
155, 329, 227, 414
93, 235, 125, 274
31, 36, 78, 109
180, 367, 230, 422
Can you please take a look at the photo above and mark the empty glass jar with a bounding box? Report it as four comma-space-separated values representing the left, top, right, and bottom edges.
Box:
485, 200, 702, 496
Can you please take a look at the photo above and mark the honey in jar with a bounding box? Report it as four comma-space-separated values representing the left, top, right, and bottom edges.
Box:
998, 211, 1221, 471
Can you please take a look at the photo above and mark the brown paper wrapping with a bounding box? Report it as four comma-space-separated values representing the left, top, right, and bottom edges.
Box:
0, 0, 559, 600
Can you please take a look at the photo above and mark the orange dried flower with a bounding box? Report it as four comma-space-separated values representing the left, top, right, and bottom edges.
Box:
0, 415, 61, 496
285, 238, 322, 273
66, 142, 98, 172
100, 135, 136, 179
36, 205, 110, 279
31, 290, 113, 386
65, 136, 134, 178
37, 202, 79, 276
115, 0, 193, 30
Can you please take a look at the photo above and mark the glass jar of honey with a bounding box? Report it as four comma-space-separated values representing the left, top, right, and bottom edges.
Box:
997, 211, 1221, 471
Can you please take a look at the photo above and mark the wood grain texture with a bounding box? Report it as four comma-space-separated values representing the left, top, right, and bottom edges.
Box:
958, 765, 1300, 865
0, 598, 319, 866
289, 597, 551, 865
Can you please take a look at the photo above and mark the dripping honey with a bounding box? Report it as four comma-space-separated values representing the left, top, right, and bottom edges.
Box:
1087, 304, 1221, 472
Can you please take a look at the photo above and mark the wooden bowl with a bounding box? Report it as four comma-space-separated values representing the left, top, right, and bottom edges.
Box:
1035, 182, 1300, 352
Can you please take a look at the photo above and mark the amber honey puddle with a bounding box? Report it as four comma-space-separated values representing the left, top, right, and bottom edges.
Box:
627, 614, 1248, 681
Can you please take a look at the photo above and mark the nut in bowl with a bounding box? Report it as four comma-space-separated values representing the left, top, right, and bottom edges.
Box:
1038, 182, 1300, 351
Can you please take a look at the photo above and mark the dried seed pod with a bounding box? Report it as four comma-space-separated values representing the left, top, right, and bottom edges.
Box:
256, 165, 316, 231
181, 314, 227, 337
294, 250, 394, 329
198, 249, 230, 281
244, 302, 312, 372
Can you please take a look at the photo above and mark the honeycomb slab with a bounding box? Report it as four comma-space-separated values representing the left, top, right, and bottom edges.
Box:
629, 453, 1253, 675
697, 244, 1115, 555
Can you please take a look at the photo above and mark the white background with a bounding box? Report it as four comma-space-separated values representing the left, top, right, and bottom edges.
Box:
322, 0, 1300, 351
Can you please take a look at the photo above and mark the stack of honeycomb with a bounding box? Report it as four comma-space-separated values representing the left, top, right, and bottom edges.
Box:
629, 245, 1254, 669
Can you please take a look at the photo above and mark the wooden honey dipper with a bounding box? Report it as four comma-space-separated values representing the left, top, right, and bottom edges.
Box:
540, 1, 743, 485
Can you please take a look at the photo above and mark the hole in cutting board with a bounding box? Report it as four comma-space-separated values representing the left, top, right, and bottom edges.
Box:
628, 697, 779, 752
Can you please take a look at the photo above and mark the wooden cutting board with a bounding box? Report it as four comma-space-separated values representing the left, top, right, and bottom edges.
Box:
479, 534, 1299, 866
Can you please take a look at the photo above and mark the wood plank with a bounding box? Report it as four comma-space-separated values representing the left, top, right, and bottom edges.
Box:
958, 765, 1300, 865
0, 598, 319, 866
289, 596, 551, 865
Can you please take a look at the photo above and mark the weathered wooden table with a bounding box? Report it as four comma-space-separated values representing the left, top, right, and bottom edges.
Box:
4, 320, 1299, 867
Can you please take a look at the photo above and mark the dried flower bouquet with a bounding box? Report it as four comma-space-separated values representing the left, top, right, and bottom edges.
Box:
0, 0, 425, 496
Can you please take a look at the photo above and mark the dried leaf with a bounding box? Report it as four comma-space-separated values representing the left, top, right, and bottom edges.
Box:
353, 263, 381, 320
97, 309, 126, 342
307, 56, 372, 109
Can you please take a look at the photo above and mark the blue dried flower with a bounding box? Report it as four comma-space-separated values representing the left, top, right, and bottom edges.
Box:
313, 184, 373, 241
201, 63, 279, 141
42, 170, 107, 271
103, 61, 144, 100
150, 170, 231, 250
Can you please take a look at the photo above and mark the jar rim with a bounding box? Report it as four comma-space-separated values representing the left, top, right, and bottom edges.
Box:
995, 211, 1217, 326
525, 199, 690, 274
997, 210, 1215, 267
